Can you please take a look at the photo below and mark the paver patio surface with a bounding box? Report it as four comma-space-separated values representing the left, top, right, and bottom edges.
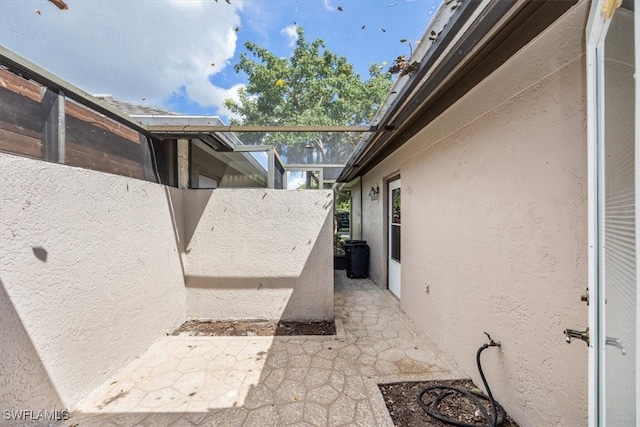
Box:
63, 272, 462, 426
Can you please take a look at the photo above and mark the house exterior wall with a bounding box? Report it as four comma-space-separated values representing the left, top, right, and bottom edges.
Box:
183, 189, 334, 321
358, 3, 589, 426
362, 174, 391, 287
348, 178, 363, 240
190, 144, 266, 189
0, 153, 187, 408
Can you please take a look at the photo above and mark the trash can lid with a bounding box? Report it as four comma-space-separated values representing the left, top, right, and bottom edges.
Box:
345, 240, 367, 245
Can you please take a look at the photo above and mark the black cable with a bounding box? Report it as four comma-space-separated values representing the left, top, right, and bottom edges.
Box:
417, 335, 506, 427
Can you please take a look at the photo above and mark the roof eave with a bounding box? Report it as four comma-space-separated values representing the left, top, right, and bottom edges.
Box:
338, 0, 578, 183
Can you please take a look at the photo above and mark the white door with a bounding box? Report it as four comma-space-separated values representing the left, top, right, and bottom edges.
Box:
587, 1, 637, 425
388, 178, 401, 299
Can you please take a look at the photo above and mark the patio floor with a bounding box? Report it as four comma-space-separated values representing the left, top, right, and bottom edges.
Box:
63, 272, 463, 426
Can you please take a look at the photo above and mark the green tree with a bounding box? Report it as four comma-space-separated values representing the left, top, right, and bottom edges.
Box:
225, 27, 393, 164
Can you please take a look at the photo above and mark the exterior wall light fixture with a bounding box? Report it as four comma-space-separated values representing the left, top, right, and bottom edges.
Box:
369, 185, 379, 201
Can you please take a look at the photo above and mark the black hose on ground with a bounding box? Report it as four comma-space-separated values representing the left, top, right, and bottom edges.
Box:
417, 333, 506, 427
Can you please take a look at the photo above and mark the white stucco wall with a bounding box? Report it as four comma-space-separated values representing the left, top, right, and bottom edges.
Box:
0, 153, 187, 408
361, 175, 389, 287
183, 189, 334, 321
360, 3, 589, 426
0, 282, 64, 416
347, 178, 363, 241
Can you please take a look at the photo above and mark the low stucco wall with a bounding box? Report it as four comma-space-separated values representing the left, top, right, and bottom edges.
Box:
0, 153, 187, 408
359, 3, 589, 426
0, 282, 64, 418
183, 189, 334, 321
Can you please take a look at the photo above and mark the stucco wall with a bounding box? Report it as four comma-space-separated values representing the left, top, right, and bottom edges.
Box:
183, 189, 334, 321
360, 3, 589, 426
361, 175, 389, 287
349, 178, 363, 241
0, 282, 64, 418
0, 153, 187, 408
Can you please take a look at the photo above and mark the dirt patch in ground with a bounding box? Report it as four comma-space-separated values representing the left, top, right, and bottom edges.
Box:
379, 379, 520, 427
172, 319, 336, 337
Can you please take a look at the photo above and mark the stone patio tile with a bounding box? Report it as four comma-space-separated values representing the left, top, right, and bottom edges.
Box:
310, 357, 334, 370
307, 384, 339, 405
285, 366, 309, 382
243, 404, 278, 426
354, 400, 377, 426
193, 408, 248, 427
303, 402, 328, 426
277, 401, 304, 424
261, 367, 285, 391
63, 271, 462, 426
329, 394, 357, 426
303, 368, 332, 389
273, 379, 306, 404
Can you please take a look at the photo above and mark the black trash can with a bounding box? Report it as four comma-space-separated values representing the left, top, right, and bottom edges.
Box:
344, 240, 369, 279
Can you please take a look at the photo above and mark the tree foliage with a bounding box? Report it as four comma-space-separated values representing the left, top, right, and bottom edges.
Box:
224, 27, 393, 164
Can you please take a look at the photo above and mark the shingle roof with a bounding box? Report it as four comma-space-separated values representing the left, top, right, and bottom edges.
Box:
94, 95, 179, 116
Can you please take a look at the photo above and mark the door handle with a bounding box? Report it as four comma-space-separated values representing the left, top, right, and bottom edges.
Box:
564, 328, 589, 345
563, 328, 626, 355
605, 337, 626, 355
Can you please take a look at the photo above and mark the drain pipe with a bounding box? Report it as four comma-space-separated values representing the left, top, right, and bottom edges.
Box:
417, 333, 506, 427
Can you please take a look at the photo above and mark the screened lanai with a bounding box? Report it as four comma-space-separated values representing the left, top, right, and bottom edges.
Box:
0, 0, 452, 193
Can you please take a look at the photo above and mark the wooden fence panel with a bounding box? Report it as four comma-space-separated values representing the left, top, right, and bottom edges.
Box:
0, 70, 43, 158
0, 69, 160, 182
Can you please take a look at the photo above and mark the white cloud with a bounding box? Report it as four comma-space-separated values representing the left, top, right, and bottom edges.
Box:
280, 25, 299, 48
186, 81, 245, 121
286, 171, 306, 190
322, 0, 336, 12
0, 0, 246, 116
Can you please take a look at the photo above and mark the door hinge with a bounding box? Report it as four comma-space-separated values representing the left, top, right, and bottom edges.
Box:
580, 288, 589, 305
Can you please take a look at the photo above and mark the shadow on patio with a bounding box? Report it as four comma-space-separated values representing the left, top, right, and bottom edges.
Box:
62, 271, 461, 426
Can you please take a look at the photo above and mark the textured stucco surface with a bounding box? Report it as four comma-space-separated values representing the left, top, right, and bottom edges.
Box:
362, 175, 390, 288
183, 189, 334, 321
358, 3, 589, 426
0, 282, 64, 417
0, 154, 187, 408
349, 178, 363, 241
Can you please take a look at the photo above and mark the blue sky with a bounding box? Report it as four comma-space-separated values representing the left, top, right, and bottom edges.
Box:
0, 0, 440, 123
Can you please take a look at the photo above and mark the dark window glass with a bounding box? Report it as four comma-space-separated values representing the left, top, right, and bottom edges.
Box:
391, 224, 401, 262
392, 188, 401, 224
